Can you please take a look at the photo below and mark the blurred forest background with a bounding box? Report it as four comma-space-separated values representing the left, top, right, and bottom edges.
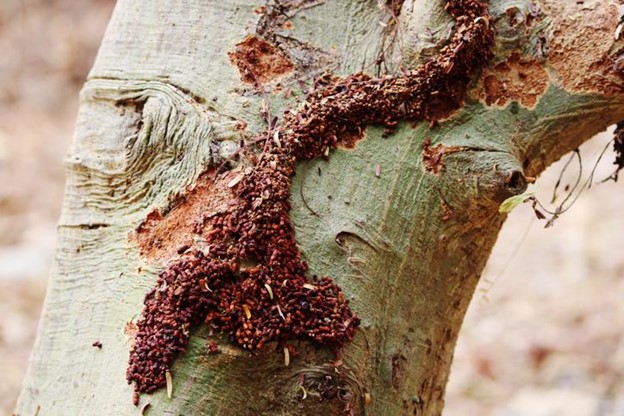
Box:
0, 1, 622, 415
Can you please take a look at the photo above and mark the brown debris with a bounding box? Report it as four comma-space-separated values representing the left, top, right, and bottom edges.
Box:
384, 0, 405, 18
228, 36, 294, 85
124, 321, 138, 338
207, 341, 219, 354
391, 352, 407, 390
421, 138, 464, 174
336, 128, 366, 150
127, 0, 495, 398
546, 1, 624, 94
476, 53, 549, 108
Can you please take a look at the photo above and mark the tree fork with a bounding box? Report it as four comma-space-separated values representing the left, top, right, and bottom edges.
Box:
16, 0, 624, 415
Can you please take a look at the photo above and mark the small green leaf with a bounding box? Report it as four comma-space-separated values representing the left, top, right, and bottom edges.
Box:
498, 190, 535, 214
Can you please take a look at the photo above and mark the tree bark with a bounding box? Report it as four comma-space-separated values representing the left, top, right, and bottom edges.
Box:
16, 0, 624, 415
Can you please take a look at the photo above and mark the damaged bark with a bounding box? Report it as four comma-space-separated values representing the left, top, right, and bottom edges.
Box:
15, 0, 624, 415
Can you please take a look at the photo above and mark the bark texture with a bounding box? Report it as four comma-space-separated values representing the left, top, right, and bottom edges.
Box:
16, 0, 624, 415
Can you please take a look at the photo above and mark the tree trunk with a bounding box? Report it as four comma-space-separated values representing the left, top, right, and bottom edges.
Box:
15, 0, 624, 415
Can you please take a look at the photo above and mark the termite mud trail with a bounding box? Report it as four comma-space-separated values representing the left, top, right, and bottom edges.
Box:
126, 0, 495, 401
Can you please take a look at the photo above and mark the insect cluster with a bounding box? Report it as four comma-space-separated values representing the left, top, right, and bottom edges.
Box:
127, 0, 495, 400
